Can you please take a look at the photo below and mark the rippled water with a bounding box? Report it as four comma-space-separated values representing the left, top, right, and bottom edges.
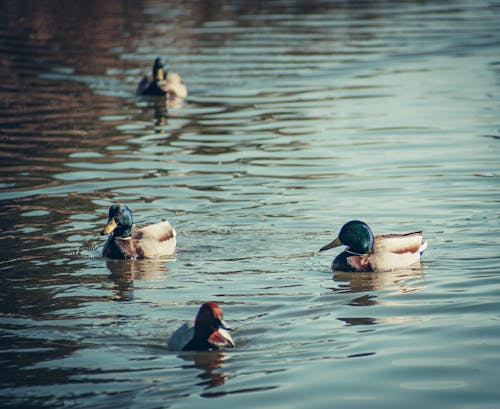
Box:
1, 0, 500, 408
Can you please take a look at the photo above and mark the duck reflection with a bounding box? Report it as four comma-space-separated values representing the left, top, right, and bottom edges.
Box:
338, 316, 377, 326
332, 266, 425, 294
178, 351, 229, 388
105, 258, 171, 301
333, 267, 425, 327
153, 98, 168, 128
139, 96, 185, 130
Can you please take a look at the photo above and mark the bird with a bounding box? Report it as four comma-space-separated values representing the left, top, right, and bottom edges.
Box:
136, 57, 188, 98
100, 203, 176, 259
168, 302, 235, 352
319, 220, 427, 272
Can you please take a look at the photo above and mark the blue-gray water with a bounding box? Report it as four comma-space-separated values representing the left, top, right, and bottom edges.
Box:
1, 0, 499, 408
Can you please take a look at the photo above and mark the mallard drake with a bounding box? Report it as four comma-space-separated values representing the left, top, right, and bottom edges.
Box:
319, 220, 427, 272
100, 203, 176, 259
136, 57, 188, 98
168, 302, 235, 351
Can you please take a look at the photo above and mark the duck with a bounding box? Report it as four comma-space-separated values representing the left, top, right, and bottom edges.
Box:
168, 302, 235, 352
319, 220, 427, 272
100, 203, 176, 259
136, 57, 188, 98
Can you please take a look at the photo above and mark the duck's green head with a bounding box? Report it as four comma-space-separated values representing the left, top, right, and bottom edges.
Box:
100, 203, 133, 238
319, 220, 374, 255
153, 57, 166, 82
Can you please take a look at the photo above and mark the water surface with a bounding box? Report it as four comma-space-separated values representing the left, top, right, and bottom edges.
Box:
1, 1, 500, 408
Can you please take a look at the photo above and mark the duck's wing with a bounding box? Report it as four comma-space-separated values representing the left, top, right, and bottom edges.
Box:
373, 231, 426, 254
131, 220, 177, 258
369, 231, 427, 271
165, 72, 188, 98
168, 322, 194, 351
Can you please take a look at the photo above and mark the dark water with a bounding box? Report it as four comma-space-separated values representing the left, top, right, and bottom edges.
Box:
1, 0, 499, 408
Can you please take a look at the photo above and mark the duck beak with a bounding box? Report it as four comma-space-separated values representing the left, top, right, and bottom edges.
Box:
211, 328, 235, 348
101, 218, 117, 235
319, 236, 342, 252
208, 320, 235, 348
156, 67, 164, 82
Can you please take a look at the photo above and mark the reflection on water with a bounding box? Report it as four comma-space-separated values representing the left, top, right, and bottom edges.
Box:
332, 266, 425, 293
106, 258, 172, 301
1, 0, 500, 408
179, 351, 230, 389
139, 96, 187, 128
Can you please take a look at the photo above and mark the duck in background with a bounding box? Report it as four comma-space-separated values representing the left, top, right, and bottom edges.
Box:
100, 203, 176, 259
319, 220, 427, 272
137, 57, 188, 98
168, 302, 235, 352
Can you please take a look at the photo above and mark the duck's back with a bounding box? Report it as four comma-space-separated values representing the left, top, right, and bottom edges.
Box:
374, 231, 424, 252
131, 220, 177, 258
136, 75, 149, 95
369, 231, 427, 271
168, 322, 194, 351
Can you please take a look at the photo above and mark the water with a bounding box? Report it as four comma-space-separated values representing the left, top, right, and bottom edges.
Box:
1, 0, 499, 408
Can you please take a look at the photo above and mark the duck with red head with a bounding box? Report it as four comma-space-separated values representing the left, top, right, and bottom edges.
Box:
168, 302, 235, 352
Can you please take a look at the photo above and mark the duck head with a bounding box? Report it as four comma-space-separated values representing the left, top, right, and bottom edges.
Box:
153, 57, 167, 82
194, 302, 235, 350
100, 203, 133, 238
319, 220, 374, 255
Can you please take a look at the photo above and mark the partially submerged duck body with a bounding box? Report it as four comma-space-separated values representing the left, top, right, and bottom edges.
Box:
168, 302, 235, 352
137, 57, 187, 98
320, 220, 427, 272
101, 203, 176, 259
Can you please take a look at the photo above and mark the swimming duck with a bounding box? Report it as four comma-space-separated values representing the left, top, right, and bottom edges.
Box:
168, 302, 235, 352
100, 203, 176, 259
137, 57, 188, 98
319, 220, 427, 272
